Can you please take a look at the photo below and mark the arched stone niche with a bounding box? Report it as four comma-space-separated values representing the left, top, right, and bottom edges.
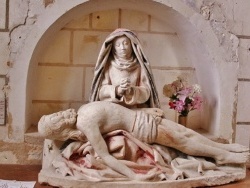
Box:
9, 0, 236, 142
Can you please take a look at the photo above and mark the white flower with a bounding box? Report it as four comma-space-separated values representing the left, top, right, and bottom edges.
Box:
193, 84, 201, 93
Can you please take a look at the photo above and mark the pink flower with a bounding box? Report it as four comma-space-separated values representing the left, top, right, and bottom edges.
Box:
174, 100, 185, 112
164, 77, 203, 116
177, 87, 192, 102
192, 96, 203, 110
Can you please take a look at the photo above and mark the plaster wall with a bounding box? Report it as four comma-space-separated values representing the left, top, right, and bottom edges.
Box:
0, 0, 249, 164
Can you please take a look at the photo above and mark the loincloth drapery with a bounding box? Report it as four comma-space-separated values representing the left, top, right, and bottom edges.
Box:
131, 111, 159, 144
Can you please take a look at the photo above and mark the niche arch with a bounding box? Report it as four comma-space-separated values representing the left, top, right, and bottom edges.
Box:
9, 0, 233, 141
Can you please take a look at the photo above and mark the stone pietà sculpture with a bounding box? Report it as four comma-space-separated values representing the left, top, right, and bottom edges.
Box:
38, 29, 249, 188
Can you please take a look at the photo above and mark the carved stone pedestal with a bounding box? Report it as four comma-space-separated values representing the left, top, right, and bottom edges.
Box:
38, 167, 246, 188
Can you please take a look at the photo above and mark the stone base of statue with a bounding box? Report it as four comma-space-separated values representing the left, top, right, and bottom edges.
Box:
38, 167, 246, 188
38, 168, 246, 188
38, 139, 247, 188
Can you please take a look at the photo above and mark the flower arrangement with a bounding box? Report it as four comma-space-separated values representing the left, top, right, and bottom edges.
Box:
163, 77, 203, 117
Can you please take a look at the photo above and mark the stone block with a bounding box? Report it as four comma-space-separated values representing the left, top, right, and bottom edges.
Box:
0, 126, 7, 141
150, 17, 176, 33
73, 31, 109, 65
121, 10, 148, 31
239, 39, 250, 78
213, 0, 234, 21
235, 124, 250, 147
233, 0, 250, 22
31, 103, 70, 126
227, 20, 243, 35
9, 0, 28, 30
0, 151, 18, 164
27, 145, 43, 161
69, 102, 85, 111
34, 66, 84, 101
64, 15, 90, 29
0, 77, 6, 125
237, 81, 250, 122
92, 10, 119, 30
0, 0, 6, 29
138, 33, 192, 67
39, 30, 71, 63
0, 33, 10, 74
84, 67, 95, 102
233, 0, 250, 35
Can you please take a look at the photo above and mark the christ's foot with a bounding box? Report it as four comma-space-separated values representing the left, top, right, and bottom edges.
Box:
216, 152, 250, 165
222, 143, 249, 153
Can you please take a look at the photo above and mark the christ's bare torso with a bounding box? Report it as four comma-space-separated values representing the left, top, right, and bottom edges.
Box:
77, 101, 136, 135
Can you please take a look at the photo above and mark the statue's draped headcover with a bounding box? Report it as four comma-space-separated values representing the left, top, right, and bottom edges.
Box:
89, 28, 160, 108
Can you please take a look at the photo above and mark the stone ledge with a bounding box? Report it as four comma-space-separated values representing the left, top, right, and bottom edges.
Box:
38, 167, 246, 188
24, 125, 45, 145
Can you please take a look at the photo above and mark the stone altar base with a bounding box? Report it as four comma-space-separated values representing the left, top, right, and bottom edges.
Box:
38, 166, 246, 188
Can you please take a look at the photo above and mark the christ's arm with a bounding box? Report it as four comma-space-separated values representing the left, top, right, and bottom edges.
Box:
77, 120, 158, 181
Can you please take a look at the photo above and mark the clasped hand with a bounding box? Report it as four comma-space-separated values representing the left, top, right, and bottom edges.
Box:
116, 78, 132, 97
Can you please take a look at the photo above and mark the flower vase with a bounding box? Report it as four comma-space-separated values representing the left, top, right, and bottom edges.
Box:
178, 115, 187, 127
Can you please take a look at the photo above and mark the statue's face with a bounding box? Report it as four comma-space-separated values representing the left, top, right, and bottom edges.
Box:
113, 36, 133, 59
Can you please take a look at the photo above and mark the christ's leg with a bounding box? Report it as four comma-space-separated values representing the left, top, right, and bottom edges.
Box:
159, 119, 249, 152
155, 120, 249, 165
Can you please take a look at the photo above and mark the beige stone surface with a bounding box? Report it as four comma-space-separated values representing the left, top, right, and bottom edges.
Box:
64, 15, 89, 29
92, 10, 119, 30
0, 33, 10, 74
34, 66, 84, 101
31, 103, 70, 126
237, 81, 250, 122
121, 10, 149, 31
0, 151, 18, 164
235, 124, 250, 147
0, 141, 42, 164
0, 0, 6, 29
84, 66, 95, 101
233, 0, 250, 35
72, 31, 109, 65
150, 16, 176, 33
39, 30, 71, 63
8, 0, 29, 30
138, 33, 192, 67
239, 39, 250, 79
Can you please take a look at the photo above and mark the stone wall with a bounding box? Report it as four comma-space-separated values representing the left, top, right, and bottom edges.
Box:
0, 0, 249, 164
32, 8, 200, 129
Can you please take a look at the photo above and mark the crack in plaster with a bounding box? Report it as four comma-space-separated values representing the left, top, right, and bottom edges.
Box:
8, 0, 32, 58
203, 1, 239, 63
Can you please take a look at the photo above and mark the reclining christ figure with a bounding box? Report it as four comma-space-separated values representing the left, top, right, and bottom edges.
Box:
38, 101, 249, 181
